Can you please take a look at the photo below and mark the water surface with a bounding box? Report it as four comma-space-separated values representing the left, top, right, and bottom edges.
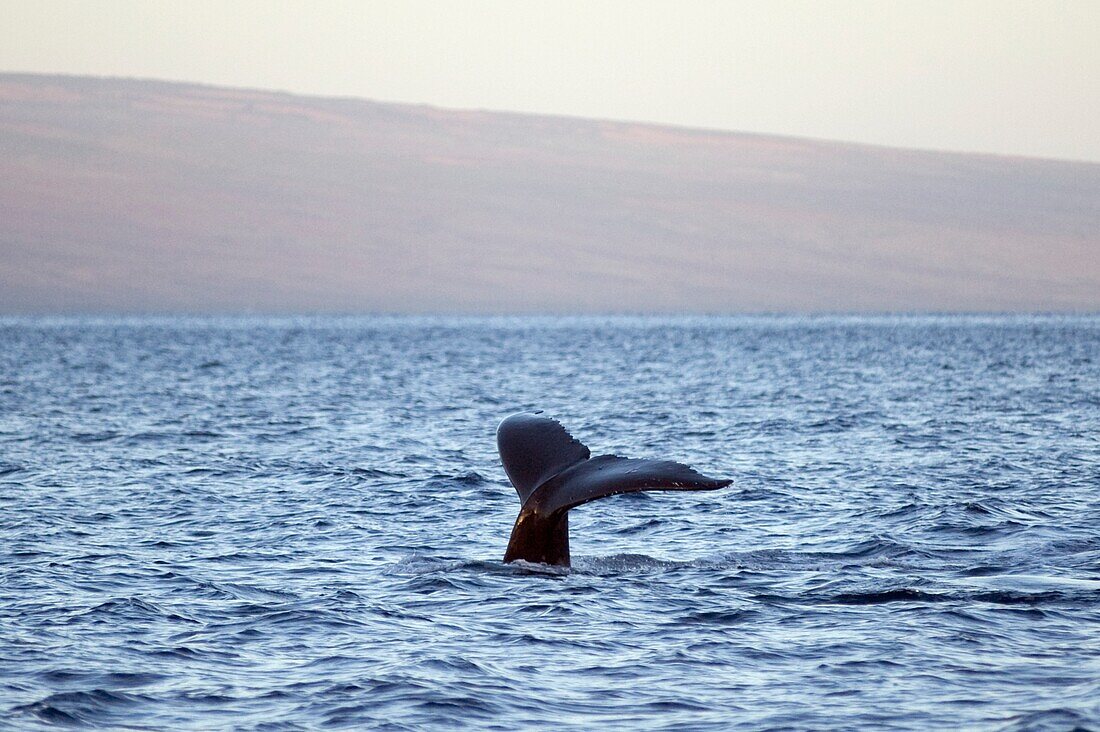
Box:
2, 315, 1098, 729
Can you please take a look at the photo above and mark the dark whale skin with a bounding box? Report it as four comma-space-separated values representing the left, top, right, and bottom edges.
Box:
497, 413, 731, 567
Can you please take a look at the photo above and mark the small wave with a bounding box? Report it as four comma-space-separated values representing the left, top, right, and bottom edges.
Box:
1001, 708, 1096, 732
612, 518, 663, 535
812, 582, 1100, 607
873, 501, 925, 519
828, 588, 946, 605
78, 597, 200, 624
504, 560, 571, 577
89, 597, 164, 616
386, 553, 572, 578
446, 471, 488, 485
962, 573, 1100, 592
0, 462, 23, 477
105, 672, 167, 687
11, 689, 150, 727
384, 553, 474, 575
343, 466, 404, 479
574, 553, 686, 574
806, 411, 882, 432
182, 429, 224, 438
121, 430, 226, 444
178, 576, 299, 601
70, 430, 122, 443
678, 608, 759, 625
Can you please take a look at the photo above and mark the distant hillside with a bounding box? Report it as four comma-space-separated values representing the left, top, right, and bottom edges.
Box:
1, 73, 1097, 313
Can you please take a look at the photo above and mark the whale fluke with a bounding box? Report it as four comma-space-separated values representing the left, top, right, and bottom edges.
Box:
497, 413, 731, 566
497, 412, 590, 504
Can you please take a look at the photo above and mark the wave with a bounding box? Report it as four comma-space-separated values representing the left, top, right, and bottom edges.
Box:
11, 689, 152, 727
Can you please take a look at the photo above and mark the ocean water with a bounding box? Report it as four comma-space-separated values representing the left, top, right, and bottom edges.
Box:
1, 315, 1098, 731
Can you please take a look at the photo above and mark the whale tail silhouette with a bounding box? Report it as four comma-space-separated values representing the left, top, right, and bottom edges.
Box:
497, 413, 731, 566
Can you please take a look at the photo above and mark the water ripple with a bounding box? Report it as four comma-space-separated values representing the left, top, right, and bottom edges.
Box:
1, 314, 1098, 730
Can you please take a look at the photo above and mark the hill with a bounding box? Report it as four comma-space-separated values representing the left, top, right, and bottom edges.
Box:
1, 73, 1097, 313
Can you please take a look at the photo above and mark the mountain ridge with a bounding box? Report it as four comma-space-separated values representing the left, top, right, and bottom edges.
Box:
1, 73, 1097, 313
6, 71, 1095, 165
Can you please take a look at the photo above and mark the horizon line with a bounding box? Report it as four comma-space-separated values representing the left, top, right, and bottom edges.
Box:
3, 311, 1098, 321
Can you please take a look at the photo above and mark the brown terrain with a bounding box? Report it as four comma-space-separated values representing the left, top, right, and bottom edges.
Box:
1, 73, 1097, 313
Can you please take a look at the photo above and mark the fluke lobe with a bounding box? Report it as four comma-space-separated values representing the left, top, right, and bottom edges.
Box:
497, 412, 732, 567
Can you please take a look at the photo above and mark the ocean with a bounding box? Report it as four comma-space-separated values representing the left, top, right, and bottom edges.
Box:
1, 315, 1098, 730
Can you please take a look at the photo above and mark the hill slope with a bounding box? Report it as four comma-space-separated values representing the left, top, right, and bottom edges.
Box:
1, 73, 1097, 313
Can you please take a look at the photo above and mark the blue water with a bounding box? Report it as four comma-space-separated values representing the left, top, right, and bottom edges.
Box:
1, 315, 1098, 730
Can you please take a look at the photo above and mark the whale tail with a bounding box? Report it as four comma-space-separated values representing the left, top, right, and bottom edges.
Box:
497, 413, 731, 566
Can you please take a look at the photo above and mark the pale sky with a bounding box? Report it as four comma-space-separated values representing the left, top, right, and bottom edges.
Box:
2, 0, 1099, 162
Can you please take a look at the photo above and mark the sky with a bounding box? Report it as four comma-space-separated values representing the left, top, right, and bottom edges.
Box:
2, 0, 1098, 162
